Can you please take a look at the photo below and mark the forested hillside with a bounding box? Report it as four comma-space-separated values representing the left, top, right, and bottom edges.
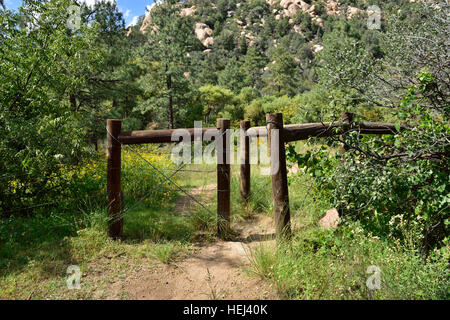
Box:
126, 0, 418, 129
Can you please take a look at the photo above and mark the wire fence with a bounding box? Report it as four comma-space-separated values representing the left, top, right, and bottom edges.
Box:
1, 112, 373, 233
105, 126, 228, 226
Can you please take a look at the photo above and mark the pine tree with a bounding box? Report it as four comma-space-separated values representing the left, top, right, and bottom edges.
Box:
143, 0, 201, 129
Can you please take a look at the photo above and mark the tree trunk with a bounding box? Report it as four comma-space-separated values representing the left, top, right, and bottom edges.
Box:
70, 94, 77, 111
166, 65, 174, 129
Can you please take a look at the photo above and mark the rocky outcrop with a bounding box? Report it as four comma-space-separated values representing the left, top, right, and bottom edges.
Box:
195, 23, 214, 47
139, 14, 160, 34
326, 0, 340, 15
180, 6, 196, 17
269, 0, 324, 30
279, 0, 316, 18
140, 14, 152, 34
347, 6, 364, 19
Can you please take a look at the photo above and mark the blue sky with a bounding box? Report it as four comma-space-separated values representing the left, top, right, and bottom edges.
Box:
4, 0, 154, 27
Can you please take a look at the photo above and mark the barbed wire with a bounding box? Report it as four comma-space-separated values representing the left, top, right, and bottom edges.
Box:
1, 116, 376, 231
106, 127, 228, 225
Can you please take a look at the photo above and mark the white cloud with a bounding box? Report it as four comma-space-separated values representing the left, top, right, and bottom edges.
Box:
78, 0, 115, 7
145, 4, 155, 16
127, 15, 139, 28
124, 9, 131, 18
146, 1, 163, 16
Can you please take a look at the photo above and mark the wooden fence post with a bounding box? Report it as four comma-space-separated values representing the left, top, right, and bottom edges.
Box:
217, 118, 231, 237
107, 119, 123, 239
266, 113, 291, 238
240, 120, 251, 203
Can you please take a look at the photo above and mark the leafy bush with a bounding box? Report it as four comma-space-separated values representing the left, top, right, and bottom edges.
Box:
298, 3, 450, 251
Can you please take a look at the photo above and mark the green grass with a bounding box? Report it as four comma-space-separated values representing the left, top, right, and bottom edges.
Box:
150, 242, 191, 264
1, 157, 448, 300
0, 162, 220, 299
245, 169, 450, 300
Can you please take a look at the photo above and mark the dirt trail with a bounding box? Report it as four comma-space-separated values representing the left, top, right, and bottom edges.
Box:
108, 184, 278, 300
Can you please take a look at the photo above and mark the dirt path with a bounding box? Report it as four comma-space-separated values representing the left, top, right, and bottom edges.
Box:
175, 184, 216, 213
104, 184, 278, 300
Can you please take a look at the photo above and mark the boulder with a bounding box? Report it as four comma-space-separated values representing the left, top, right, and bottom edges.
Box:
347, 6, 364, 19
314, 17, 324, 28
203, 37, 214, 47
312, 44, 324, 53
180, 6, 196, 17
319, 208, 340, 230
195, 23, 214, 47
326, 0, 340, 15
277, 0, 316, 19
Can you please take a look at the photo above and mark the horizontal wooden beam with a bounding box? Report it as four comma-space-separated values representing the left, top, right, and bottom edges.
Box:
117, 122, 404, 145
248, 122, 404, 143
284, 123, 336, 142
283, 122, 404, 142
118, 128, 219, 145
246, 126, 268, 138
357, 122, 402, 135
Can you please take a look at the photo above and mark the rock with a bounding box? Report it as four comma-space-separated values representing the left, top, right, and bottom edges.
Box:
319, 208, 340, 230
195, 23, 214, 47
347, 6, 364, 19
280, 0, 293, 8
276, 0, 316, 19
266, 0, 279, 5
286, 5, 299, 17
326, 0, 340, 16
180, 6, 196, 17
293, 25, 303, 35
203, 37, 214, 47
312, 44, 324, 53
314, 17, 324, 28
298, 0, 310, 12
307, 5, 317, 17
140, 14, 152, 34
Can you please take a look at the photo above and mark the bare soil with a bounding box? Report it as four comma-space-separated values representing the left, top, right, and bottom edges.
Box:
97, 184, 279, 300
